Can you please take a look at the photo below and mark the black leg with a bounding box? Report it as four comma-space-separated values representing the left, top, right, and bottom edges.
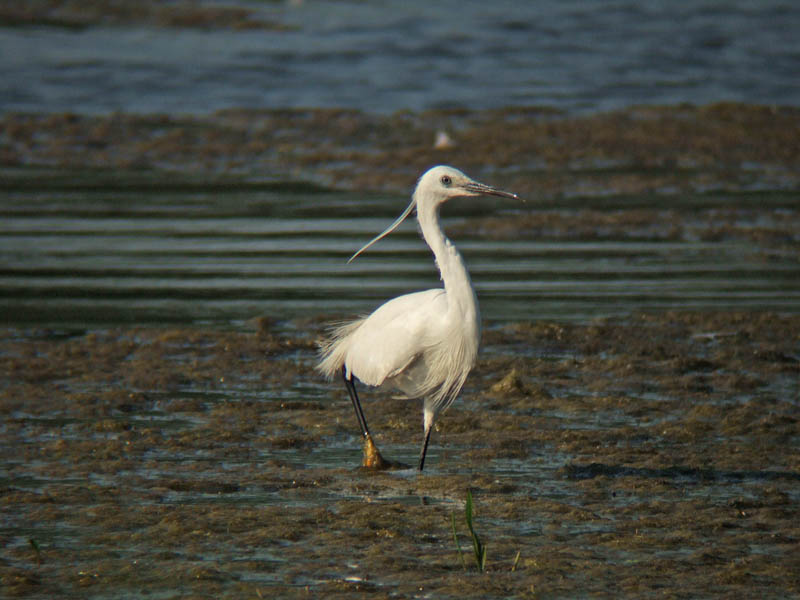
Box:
342, 366, 370, 439
418, 424, 432, 471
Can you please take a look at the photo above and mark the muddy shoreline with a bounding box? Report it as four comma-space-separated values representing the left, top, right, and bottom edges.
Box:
2, 310, 799, 598
2, 101, 800, 597
3, 103, 800, 196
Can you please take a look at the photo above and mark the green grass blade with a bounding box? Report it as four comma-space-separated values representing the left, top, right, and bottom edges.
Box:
451, 511, 467, 571
512, 550, 521, 572
465, 490, 485, 572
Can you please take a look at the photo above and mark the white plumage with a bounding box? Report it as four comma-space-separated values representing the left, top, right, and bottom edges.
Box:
317, 165, 518, 470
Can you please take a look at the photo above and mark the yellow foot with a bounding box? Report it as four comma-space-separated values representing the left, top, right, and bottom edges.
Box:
361, 434, 409, 470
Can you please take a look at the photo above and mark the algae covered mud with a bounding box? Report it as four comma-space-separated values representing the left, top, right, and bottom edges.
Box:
2, 314, 799, 598
2, 101, 800, 598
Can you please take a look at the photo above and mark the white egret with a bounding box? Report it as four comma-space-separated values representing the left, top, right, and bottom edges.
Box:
317, 165, 519, 471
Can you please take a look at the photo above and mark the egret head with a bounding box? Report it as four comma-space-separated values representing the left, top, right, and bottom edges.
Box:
348, 165, 519, 263
416, 165, 519, 205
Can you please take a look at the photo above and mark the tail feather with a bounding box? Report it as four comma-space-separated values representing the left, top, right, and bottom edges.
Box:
315, 318, 365, 380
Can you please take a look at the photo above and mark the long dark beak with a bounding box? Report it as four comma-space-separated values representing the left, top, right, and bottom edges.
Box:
463, 181, 520, 200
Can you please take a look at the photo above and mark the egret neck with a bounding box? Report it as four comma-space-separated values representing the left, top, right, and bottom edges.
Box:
416, 192, 480, 335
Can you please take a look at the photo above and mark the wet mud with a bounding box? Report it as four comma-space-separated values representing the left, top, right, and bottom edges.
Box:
3, 103, 800, 196
2, 311, 799, 598
2, 101, 799, 597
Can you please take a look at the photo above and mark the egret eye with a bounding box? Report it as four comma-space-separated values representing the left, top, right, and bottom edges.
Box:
440, 175, 452, 186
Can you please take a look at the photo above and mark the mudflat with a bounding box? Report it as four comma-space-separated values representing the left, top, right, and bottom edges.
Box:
2, 103, 799, 598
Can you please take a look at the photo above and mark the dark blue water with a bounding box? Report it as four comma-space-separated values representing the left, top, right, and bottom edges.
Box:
1, 0, 798, 115
2, 185, 798, 328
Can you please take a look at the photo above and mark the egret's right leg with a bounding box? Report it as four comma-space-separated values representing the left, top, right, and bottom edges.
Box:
342, 366, 370, 439
341, 366, 399, 470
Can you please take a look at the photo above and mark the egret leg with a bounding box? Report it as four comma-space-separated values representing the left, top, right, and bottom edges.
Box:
341, 366, 404, 470
418, 424, 433, 471
342, 366, 370, 438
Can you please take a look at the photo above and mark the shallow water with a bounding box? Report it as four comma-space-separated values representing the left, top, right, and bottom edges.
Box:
2, 1, 799, 114
2, 182, 798, 329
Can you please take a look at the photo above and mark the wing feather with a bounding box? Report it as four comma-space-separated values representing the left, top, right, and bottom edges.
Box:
345, 289, 446, 385
316, 289, 445, 386
317, 286, 479, 417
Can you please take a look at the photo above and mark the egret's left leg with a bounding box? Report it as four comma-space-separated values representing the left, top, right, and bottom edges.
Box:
418, 424, 433, 471
418, 409, 435, 471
